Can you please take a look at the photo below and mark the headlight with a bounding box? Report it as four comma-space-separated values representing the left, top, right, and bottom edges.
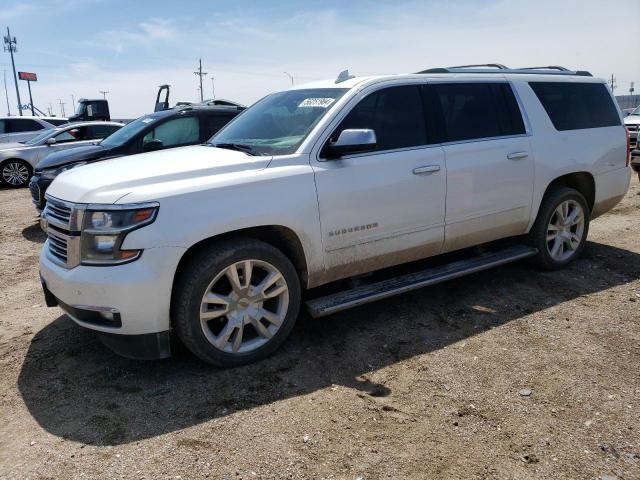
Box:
80, 204, 159, 265
40, 161, 87, 179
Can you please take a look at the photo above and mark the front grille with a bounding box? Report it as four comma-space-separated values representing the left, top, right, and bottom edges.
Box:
42, 196, 82, 268
29, 181, 41, 204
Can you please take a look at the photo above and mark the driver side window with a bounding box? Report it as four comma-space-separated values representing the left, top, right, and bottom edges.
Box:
54, 127, 87, 143
331, 85, 429, 152
143, 116, 199, 148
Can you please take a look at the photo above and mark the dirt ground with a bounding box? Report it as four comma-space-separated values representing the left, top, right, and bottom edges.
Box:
0, 177, 639, 480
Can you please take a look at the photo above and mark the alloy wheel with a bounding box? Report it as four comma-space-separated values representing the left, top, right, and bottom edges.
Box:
546, 199, 585, 262
2, 162, 30, 186
199, 259, 289, 354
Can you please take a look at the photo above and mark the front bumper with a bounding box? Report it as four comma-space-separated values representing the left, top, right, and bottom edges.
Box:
39, 244, 186, 340
29, 174, 53, 211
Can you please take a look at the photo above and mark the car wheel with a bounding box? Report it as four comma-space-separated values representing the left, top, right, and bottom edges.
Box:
528, 186, 590, 270
1, 159, 31, 188
172, 238, 301, 367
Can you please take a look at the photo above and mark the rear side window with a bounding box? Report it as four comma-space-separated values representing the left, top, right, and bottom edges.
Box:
334, 85, 429, 152
529, 82, 620, 131
433, 83, 525, 142
7, 119, 45, 133
202, 114, 235, 140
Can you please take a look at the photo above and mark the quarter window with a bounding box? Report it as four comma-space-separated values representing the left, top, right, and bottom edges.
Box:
333, 85, 429, 152
143, 116, 199, 148
433, 83, 525, 142
7, 119, 44, 133
529, 82, 620, 131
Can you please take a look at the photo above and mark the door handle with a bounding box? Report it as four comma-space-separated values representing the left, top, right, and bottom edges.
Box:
413, 165, 441, 175
507, 151, 529, 160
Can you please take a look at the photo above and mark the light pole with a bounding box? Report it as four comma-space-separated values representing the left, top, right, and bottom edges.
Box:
3, 27, 22, 116
210, 76, 215, 99
284, 71, 294, 86
71, 94, 76, 112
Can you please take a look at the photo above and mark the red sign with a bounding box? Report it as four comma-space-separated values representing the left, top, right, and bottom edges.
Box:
18, 71, 37, 82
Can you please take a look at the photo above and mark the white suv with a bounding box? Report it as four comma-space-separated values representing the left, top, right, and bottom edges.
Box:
39, 65, 631, 366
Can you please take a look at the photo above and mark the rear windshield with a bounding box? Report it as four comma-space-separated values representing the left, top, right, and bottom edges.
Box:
529, 82, 620, 131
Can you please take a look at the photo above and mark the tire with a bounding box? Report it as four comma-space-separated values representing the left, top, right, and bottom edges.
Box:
1, 159, 32, 188
528, 186, 590, 270
172, 238, 301, 367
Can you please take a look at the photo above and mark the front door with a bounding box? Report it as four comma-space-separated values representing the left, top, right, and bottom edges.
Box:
312, 84, 446, 281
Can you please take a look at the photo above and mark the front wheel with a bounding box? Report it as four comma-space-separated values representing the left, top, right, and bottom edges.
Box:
528, 186, 590, 270
1, 159, 31, 188
172, 238, 301, 367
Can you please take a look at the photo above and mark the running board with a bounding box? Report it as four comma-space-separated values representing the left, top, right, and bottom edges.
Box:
306, 245, 538, 318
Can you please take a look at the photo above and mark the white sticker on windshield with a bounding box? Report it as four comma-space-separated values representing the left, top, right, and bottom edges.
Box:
298, 98, 335, 108
141, 118, 153, 123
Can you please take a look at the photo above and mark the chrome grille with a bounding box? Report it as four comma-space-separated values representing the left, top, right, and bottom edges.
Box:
42, 196, 82, 268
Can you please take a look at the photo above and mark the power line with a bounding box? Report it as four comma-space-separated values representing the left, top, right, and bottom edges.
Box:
3, 27, 22, 116
194, 59, 207, 102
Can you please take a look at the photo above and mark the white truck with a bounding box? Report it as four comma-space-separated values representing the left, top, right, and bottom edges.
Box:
39, 65, 631, 366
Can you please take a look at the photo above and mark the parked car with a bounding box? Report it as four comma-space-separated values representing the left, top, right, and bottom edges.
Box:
631, 149, 640, 180
624, 105, 640, 149
0, 121, 123, 188
0, 116, 68, 144
38, 65, 631, 366
30, 105, 243, 211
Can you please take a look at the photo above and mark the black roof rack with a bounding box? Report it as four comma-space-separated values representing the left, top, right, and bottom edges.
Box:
416, 64, 592, 77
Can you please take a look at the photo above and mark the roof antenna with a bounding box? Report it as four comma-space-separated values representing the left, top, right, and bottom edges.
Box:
335, 69, 355, 84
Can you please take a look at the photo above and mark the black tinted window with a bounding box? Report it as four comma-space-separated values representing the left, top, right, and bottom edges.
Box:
335, 85, 428, 151
47, 119, 68, 126
87, 124, 120, 140
7, 119, 44, 133
203, 114, 235, 139
529, 82, 620, 131
433, 83, 525, 142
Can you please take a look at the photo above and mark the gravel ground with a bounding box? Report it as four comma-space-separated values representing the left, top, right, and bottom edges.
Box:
0, 177, 639, 480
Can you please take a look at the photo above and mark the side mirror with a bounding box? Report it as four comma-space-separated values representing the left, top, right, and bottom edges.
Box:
143, 139, 163, 152
46, 137, 56, 146
325, 129, 377, 158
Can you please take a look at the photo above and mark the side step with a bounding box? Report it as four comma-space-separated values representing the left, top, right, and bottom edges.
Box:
306, 245, 538, 318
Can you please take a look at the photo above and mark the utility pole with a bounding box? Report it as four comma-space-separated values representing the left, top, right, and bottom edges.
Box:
3, 27, 22, 116
3, 69, 10, 116
210, 76, 215, 99
99, 90, 109, 99
284, 71, 294, 86
71, 94, 75, 112
608, 74, 617, 93
194, 59, 207, 102
630, 82, 635, 108
58, 98, 65, 117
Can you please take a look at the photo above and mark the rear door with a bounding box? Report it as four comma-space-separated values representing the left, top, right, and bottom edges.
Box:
432, 82, 534, 252
312, 84, 447, 280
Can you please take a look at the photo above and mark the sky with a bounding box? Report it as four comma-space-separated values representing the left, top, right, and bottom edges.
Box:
1, 0, 638, 118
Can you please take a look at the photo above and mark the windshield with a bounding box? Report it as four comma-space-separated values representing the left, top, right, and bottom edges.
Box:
25, 129, 56, 145
210, 88, 348, 155
100, 115, 155, 147
75, 103, 86, 115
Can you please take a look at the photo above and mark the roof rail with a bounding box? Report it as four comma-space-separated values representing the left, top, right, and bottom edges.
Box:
416, 64, 592, 77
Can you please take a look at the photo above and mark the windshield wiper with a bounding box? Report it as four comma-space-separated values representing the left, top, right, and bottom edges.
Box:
210, 143, 257, 156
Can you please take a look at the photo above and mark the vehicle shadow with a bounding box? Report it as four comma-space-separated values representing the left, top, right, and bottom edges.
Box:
21, 221, 46, 244
16, 241, 640, 446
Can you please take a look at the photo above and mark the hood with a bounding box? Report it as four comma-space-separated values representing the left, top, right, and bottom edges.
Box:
36, 144, 108, 170
47, 145, 273, 204
624, 115, 640, 126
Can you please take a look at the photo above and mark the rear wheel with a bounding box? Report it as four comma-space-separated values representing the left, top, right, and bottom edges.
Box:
172, 238, 301, 367
1, 159, 31, 188
528, 186, 590, 269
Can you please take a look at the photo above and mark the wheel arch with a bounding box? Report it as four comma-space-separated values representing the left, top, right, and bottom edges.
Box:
539, 171, 595, 215
173, 225, 310, 292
